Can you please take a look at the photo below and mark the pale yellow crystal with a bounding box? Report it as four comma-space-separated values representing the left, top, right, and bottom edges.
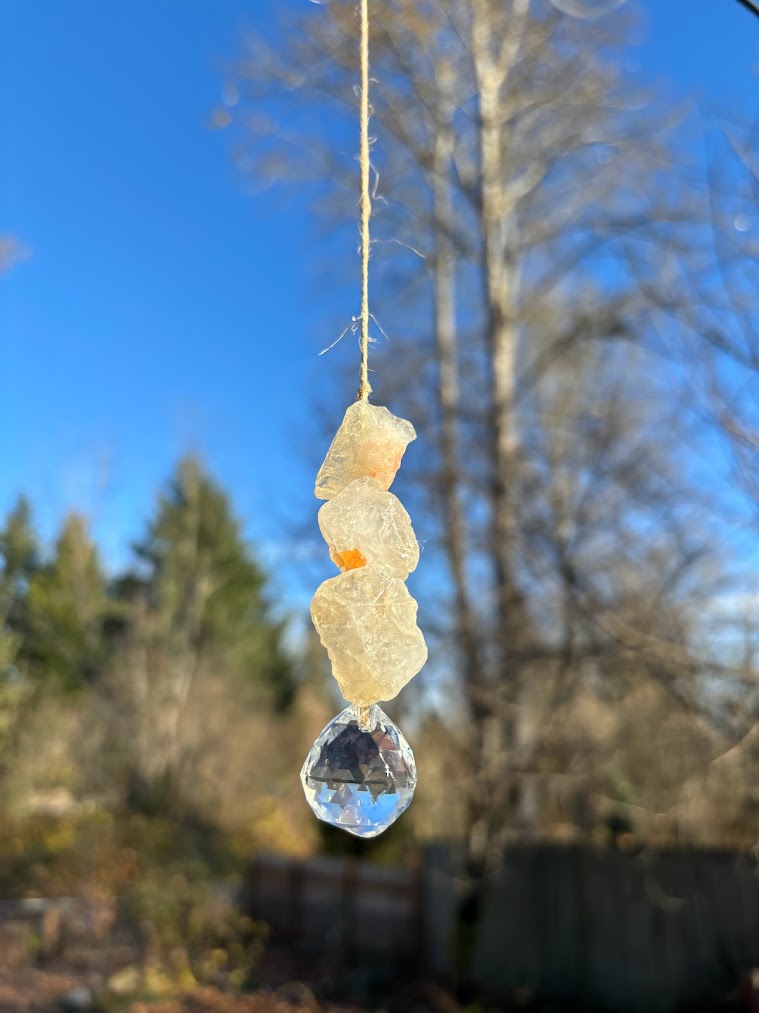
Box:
318, 477, 419, 579
315, 401, 416, 500
311, 566, 427, 706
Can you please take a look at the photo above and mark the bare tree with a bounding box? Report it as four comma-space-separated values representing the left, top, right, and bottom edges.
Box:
665, 113, 759, 835
228, 1, 748, 887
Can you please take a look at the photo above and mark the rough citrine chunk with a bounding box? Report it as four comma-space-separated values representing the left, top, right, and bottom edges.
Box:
310, 566, 428, 706
315, 401, 416, 500
319, 477, 419, 579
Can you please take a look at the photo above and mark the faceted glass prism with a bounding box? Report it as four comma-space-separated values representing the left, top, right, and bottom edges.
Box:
300, 704, 417, 838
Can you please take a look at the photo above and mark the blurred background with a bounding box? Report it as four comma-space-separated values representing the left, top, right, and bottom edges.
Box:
2, 1, 759, 1010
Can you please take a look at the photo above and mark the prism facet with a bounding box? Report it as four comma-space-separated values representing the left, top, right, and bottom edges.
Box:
311, 566, 428, 705
300, 704, 416, 838
318, 477, 419, 579
315, 401, 416, 500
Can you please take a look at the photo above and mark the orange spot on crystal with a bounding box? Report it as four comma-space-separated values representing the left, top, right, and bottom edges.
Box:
330, 547, 367, 572
360, 445, 404, 489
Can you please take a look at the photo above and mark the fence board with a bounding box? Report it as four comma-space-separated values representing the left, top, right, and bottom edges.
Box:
245, 852, 422, 965
473, 845, 759, 1012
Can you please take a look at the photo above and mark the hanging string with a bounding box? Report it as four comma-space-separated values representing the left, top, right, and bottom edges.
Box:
357, 0, 373, 401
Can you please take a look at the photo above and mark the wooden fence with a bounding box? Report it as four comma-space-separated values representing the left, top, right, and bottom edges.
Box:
246, 843, 759, 1012
244, 851, 424, 967
471, 843, 759, 1012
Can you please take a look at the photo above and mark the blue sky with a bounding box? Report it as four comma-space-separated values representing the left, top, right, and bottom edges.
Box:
1, 0, 758, 609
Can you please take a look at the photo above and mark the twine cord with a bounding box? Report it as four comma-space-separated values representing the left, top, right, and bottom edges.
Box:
357, 0, 372, 401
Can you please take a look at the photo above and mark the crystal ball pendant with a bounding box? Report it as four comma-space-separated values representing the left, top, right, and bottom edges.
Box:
300, 704, 417, 838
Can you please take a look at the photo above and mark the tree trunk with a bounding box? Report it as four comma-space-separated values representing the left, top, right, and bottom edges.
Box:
430, 68, 484, 753
471, 0, 536, 849
451, 4, 539, 995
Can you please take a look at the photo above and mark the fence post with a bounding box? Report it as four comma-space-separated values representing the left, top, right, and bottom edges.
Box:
341, 858, 357, 966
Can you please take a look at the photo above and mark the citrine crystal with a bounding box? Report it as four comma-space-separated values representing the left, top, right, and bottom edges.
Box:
311, 566, 428, 706
304, 399, 425, 837
315, 401, 416, 500
318, 477, 419, 579
300, 704, 417, 838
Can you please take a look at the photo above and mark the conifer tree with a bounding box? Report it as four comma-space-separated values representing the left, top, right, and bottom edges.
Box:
24, 514, 106, 690
0, 496, 39, 671
115, 457, 295, 809
134, 456, 294, 708
0, 496, 38, 588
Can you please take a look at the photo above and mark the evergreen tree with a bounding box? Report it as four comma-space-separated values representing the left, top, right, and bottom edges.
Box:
0, 496, 39, 667
135, 456, 294, 709
24, 513, 107, 690
0, 500, 38, 781
0, 496, 38, 590
113, 457, 294, 810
